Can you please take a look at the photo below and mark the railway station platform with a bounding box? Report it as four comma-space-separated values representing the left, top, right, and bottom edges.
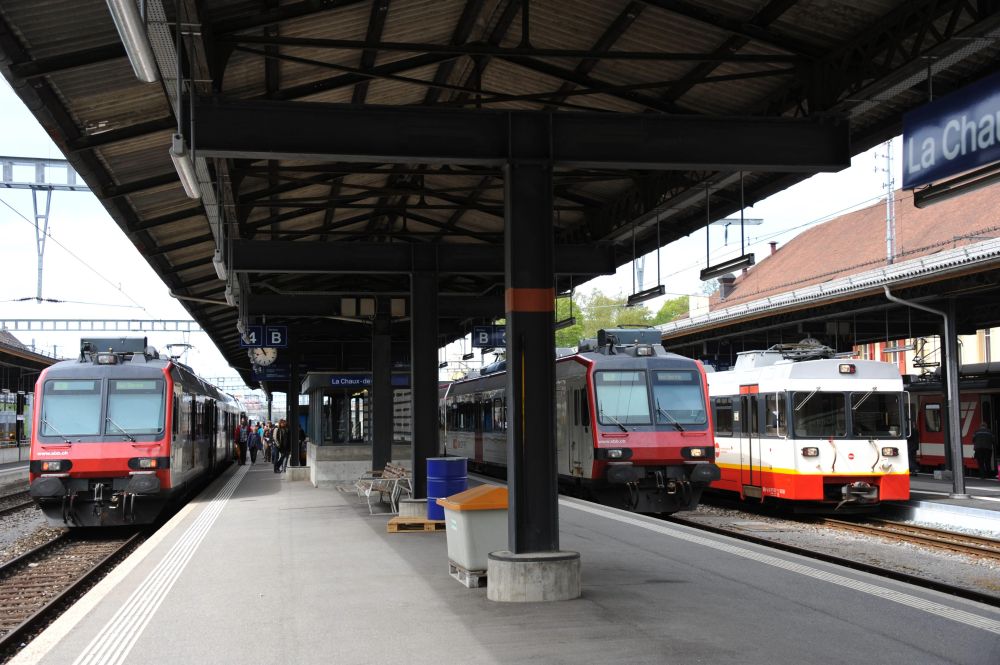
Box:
12, 464, 1000, 665
0, 460, 27, 493
889, 473, 1000, 533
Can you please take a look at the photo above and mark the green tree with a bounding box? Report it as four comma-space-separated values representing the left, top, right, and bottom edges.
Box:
652, 295, 689, 325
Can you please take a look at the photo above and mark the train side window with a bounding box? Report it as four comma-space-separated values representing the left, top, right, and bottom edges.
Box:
714, 397, 733, 436
764, 394, 785, 436
580, 389, 590, 428
172, 396, 179, 435
494, 399, 505, 431
924, 403, 942, 432
482, 400, 492, 432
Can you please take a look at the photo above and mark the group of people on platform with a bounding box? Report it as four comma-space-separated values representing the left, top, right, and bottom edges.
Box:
234, 417, 290, 473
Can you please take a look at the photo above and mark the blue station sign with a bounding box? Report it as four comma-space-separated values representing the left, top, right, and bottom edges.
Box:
903, 71, 1000, 189
329, 373, 410, 388
471, 325, 506, 348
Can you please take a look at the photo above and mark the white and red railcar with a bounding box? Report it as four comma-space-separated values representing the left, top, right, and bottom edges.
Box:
440, 329, 720, 514
29, 338, 241, 527
707, 346, 910, 511
907, 362, 1000, 472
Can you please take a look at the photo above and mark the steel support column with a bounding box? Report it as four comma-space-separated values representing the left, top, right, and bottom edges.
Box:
371, 302, 393, 470
308, 387, 324, 445
410, 251, 439, 498
288, 350, 302, 466
942, 299, 968, 496
504, 125, 558, 554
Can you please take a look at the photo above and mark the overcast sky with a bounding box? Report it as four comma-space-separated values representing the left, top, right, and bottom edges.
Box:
0, 77, 903, 380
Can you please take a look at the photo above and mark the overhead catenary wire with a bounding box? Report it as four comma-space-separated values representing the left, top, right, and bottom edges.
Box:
0, 195, 151, 314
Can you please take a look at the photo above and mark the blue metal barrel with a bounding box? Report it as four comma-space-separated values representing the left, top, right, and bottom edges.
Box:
426, 457, 467, 520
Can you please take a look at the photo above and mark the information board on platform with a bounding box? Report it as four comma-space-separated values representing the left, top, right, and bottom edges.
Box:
472, 325, 506, 348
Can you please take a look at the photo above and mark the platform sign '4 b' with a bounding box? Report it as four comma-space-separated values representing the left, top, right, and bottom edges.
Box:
265, 326, 288, 348
472, 325, 506, 348
239, 325, 263, 348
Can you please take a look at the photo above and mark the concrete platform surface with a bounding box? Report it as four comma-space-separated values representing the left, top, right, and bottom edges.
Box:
13, 464, 1000, 665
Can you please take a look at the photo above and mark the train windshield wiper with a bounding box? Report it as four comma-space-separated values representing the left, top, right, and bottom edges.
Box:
600, 408, 628, 432
852, 388, 875, 410
656, 399, 684, 431
106, 417, 136, 442
40, 418, 72, 443
795, 388, 819, 412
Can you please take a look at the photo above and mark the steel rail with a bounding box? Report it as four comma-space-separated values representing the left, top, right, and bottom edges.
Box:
663, 515, 1000, 608
0, 531, 144, 654
822, 518, 1000, 562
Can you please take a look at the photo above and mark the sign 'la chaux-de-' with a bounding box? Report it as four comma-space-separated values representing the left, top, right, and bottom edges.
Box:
903, 71, 1000, 189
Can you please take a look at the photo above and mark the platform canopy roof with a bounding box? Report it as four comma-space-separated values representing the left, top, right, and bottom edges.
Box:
1, 0, 998, 382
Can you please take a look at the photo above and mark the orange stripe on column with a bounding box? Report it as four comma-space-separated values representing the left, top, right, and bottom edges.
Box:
505, 287, 555, 312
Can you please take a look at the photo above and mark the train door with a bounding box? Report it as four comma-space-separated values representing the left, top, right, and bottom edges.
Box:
739, 385, 762, 498
981, 394, 998, 468
566, 383, 589, 476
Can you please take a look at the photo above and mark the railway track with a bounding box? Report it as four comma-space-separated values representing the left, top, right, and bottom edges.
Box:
0, 530, 143, 653
0, 491, 34, 518
821, 518, 1000, 561
663, 514, 1000, 608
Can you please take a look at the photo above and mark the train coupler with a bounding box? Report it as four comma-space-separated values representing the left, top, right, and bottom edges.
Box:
836, 481, 879, 510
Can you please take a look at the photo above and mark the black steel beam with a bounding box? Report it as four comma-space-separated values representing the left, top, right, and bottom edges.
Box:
230, 240, 615, 275
191, 98, 849, 171
245, 293, 504, 318
66, 117, 176, 153
8, 43, 126, 78
210, 0, 366, 35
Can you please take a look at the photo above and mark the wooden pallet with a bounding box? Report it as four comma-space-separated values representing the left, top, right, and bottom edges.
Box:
448, 560, 487, 589
386, 516, 446, 533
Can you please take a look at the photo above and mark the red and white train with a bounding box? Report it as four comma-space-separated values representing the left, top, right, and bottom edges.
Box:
907, 362, 1000, 472
707, 345, 910, 511
440, 329, 721, 514
29, 338, 241, 527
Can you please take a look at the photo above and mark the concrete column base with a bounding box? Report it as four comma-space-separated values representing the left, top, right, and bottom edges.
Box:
283, 466, 310, 482
486, 550, 581, 602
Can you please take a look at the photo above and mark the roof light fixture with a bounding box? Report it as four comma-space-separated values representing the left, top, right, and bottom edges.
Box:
626, 285, 665, 307
105, 0, 160, 83
212, 250, 227, 281
700, 254, 755, 281
170, 134, 201, 199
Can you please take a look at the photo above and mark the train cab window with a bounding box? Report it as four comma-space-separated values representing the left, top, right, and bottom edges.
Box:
851, 392, 902, 438
107, 380, 165, 436
650, 371, 707, 428
494, 399, 505, 431
792, 391, 846, 438
764, 393, 786, 436
594, 371, 651, 426
41, 380, 102, 436
172, 395, 179, 435
714, 397, 733, 436
924, 403, 942, 432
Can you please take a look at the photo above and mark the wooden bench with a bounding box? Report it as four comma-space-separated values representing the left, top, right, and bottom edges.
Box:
355, 463, 412, 514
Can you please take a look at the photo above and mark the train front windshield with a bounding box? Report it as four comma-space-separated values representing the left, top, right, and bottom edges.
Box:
650, 370, 707, 426
107, 380, 165, 434
791, 391, 905, 439
39, 378, 165, 439
41, 380, 103, 436
594, 369, 707, 429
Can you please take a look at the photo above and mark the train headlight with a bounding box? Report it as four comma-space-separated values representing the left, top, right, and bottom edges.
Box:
607, 449, 624, 459
41, 460, 63, 472
801, 447, 820, 457
138, 458, 158, 469
881, 447, 899, 457
96, 352, 119, 365
681, 447, 711, 459
838, 363, 856, 374
636, 345, 654, 356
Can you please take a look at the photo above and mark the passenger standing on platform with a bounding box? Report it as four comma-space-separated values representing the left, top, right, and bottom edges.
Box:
263, 424, 274, 463
972, 423, 995, 479
236, 416, 249, 465
273, 419, 288, 473
248, 421, 261, 465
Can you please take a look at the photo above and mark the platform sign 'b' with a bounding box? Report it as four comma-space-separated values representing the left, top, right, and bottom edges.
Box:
265, 325, 288, 348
